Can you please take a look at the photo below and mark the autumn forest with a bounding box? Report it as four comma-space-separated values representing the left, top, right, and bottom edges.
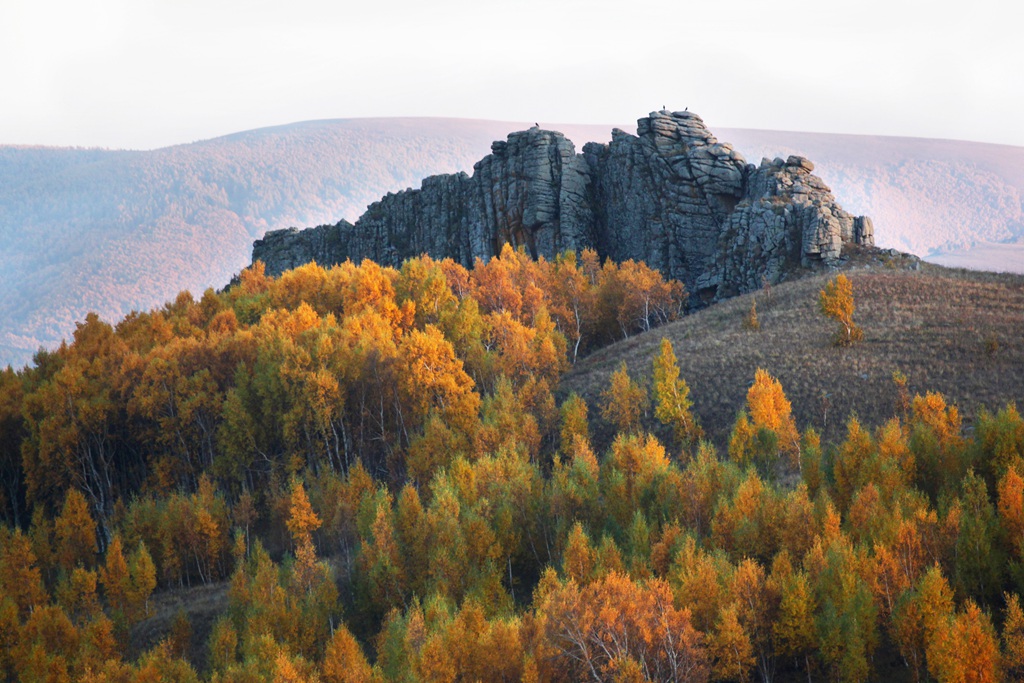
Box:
1, 246, 1023, 682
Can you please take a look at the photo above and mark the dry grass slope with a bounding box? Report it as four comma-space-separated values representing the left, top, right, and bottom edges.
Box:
563, 264, 1024, 449
129, 581, 229, 672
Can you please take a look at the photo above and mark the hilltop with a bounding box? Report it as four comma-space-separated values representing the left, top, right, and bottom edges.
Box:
563, 261, 1024, 448
2, 117, 1023, 367
252, 110, 875, 304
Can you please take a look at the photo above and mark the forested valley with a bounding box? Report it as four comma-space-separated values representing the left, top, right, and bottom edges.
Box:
1, 246, 1022, 682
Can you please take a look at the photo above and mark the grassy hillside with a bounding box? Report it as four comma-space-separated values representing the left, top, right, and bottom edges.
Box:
563, 263, 1024, 448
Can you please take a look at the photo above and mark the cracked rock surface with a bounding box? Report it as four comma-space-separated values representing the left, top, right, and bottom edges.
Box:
252, 111, 873, 303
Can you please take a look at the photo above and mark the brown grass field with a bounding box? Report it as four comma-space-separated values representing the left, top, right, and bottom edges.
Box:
562, 262, 1024, 451
129, 580, 230, 671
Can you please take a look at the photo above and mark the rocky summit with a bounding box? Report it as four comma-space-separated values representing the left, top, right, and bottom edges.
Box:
252, 110, 873, 304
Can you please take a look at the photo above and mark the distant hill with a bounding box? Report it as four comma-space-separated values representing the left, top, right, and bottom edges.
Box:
2, 117, 1023, 367
721, 129, 1024, 271
562, 265, 1024, 449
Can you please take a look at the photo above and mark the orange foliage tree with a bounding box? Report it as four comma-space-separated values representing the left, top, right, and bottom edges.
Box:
819, 273, 862, 346
729, 369, 800, 472
322, 624, 372, 683
534, 570, 709, 682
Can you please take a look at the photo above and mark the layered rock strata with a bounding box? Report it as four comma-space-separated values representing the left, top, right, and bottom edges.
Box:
252, 111, 873, 303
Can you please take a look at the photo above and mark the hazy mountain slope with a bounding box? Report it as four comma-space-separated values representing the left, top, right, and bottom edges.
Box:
0, 119, 556, 366
719, 129, 1024, 266
2, 117, 1023, 368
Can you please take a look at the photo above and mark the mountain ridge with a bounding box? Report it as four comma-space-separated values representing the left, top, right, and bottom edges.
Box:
2, 116, 1023, 368
251, 110, 876, 305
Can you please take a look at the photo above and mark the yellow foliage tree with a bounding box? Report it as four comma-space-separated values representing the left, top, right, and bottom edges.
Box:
55, 488, 98, 572
604, 433, 670, 529
127, 541, 156, 619
652, 338, 700, 448
286, 479, 322, 546
600, 362, 648, 434
744, 298, 760, 331
670, 538, 728, 633
1003, 592, 1024, 680
915, 565, 956, 680
747, 369, 796, 438
207, 617, 238, 674
546, 250, 597, 362
534, 571, 708, 682
323, 624, 373, 683
55, 566, 101, 626
819, 273, 863, 346
11, 604, 78, 682
99, 535, 130, 620
998, 468, 1024, 559
0, 528, 47, 618
769, 556, 815, 676
559, 393, 590, 455
833, 416, 875, 513
949, 600, 1000, 683
710, 603, 755, 682
730, 369, 799, 470
562, 521, 596, 585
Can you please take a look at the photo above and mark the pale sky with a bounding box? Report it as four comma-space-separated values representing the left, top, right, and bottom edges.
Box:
1, 0, 1020, 150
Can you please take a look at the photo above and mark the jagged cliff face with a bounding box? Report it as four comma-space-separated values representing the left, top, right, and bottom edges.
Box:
582, 114, 748, 302
252, 111, 873, 302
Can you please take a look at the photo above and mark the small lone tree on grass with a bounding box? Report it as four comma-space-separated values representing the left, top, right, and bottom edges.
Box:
819, 273, 862, 346
744, 298, 760, 331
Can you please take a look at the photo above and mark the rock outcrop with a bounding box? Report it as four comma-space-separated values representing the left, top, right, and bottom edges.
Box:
252, 111, 874, 304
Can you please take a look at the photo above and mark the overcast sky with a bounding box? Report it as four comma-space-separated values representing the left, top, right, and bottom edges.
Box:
1, 0, 1020, 150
